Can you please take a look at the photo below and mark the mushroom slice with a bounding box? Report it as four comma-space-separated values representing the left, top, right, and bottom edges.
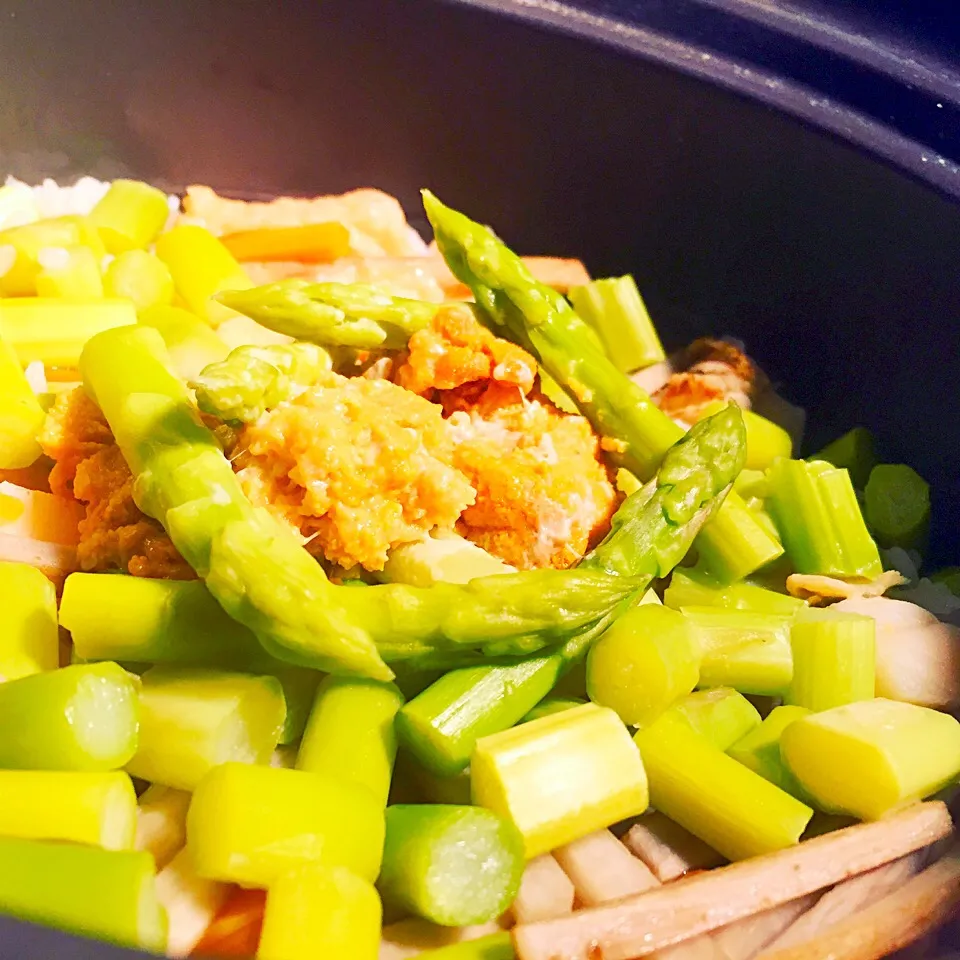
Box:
786, 570, 905, 605
512, 802, 952, 960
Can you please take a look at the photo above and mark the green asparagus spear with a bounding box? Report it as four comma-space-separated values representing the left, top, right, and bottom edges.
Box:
423, 191, 681, 479
80, 325, 652, 679
378, 805, 525, 926
190, 340, 332, 422
398, 406, 746, 773
422, 190, 778, 583
218, 280, 440, 350
0, 837, 166, 952
0, 662, 139, 770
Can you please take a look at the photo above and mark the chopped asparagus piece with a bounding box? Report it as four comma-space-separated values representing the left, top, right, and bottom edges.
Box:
780, 698, 960, 820
586, 604, 700, 726
126, 666, 286, 791
669, 688, 762, 750
727, 705, 811, 798
398, 656, 564, 777
0, 215, 105, 296
864, 463, 931, 551
682, 607, 794, 696
191, 340, 332, 422
0, 661, 139, 770
105, 250, 175, 311
89, 179, 170, 253
568, 275, 666, 374
767, 459, 882, 578
0, 560, 58, 680
296, 676, 404, 807
155, 225, 252, 326
379, 804, 524, 926
0, 338, 46, 469
186, 763, 385, 886
138, 304, 230, 380
664, 567, 804, 617
472, 703, 648, 858
633, 710, 813, 861
0, 770, 137, 850
0, 836, 166, 952
219, 280, 440, 350
786, 607, 875, 712
694, 491, 785, 585
35, 245, 104, 298
380, 533, 516, 587
0, 298, 135, 368
259, 864, 382, 960
812, 427, 877, 490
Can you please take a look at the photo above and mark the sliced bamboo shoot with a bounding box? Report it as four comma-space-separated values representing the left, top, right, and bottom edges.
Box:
511, 802, 952, 960
154, 847, 230, 958
135, 784, 192, 870
622, 811, 725, 882
510, 855, 575, 924
553, 830, 659, 906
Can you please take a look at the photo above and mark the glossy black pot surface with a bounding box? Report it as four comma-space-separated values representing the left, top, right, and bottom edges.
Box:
0, 0, 958, 955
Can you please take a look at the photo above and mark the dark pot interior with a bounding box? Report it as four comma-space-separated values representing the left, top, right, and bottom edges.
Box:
0, 0, 958, 955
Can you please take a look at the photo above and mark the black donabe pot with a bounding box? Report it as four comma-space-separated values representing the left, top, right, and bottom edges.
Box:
0, 0, 958, 956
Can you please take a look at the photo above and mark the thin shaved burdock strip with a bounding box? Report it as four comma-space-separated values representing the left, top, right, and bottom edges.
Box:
511, 802, 952, 960
652, 895, 819, 960
759, 852, 923, 955
758, 849, 960, 960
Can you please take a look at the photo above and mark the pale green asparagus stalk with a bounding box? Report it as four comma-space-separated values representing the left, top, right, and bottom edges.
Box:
191, 341, 332, 423
218, 280, 440, 350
